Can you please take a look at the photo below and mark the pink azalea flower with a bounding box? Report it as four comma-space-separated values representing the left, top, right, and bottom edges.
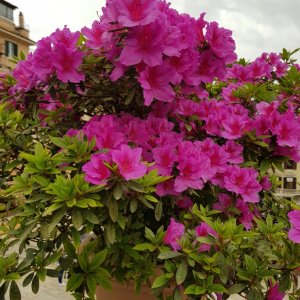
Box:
138, 65, 181, 106
81, 20, 108, 50
51, 45, 85, 83
288, 210, 300, 243
94, 126, 126, 150
50, 26, 81, 49
13, 54, 38, 91
117, 0, 159, 27
223, 140, 244, 164
198, 50, 227, 82
221, 114, 247, 140
205, 21, 237, 64
176, 196, 193, 209
163, 218, 185, 251
195, 222, 218, 252
266, 282, 284, 300
213, 193, 232, 215
224, 166, 262, 203
119, 21, 164, 67
156, 179, 180, 197
260, 176, 272, 191
152, 145, 177, 176
236, 199, 254, 230
31, 37, 54, 81
272, 115, 300, 147
82, 153, 111, 185
111, 145, 147, 180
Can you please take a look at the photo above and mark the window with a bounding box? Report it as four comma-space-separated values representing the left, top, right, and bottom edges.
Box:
284, 160, 297, 170
5, 41, 18, 57
283, 177, 297, 189
0, 3, 13, 20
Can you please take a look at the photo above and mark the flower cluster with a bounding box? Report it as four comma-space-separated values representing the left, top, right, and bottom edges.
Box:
13, 26, 84, 91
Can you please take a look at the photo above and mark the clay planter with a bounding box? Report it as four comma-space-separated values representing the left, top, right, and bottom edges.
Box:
96, 280, 157, 300
96, 278, 187, 300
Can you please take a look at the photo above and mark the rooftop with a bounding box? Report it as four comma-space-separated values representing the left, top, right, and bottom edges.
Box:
0, 0, 17, 10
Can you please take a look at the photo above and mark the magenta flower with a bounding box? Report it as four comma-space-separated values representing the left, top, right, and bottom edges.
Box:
82, 20, 107, 50
224, 166, 262, 203
272, 115, 300, 147
195, 222, 218, 252
163, 218, 185, 251
82, 153, 111, 185
152, 145, 177, 176
50, 26, 81, 49
205, 21, 237, 63
176, 196, 193, 209
119, 21, 163, 67
116, 0, 159, 27
266, 282, 284, 300
138, 65, 181, 106
223, 140, 244, 164
288, 210, 300, 243
111, 145, 147, 180
51, 45, 85, 83
236, 199, 255, 230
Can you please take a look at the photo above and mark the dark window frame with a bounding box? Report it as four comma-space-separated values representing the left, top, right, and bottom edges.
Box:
5, 41, 18, 57
284, 160, 297, 170
283, 177, 297, 189
0, 3, 13, 20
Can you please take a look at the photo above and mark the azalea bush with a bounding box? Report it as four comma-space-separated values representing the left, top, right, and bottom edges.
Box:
1, 0, 300, 300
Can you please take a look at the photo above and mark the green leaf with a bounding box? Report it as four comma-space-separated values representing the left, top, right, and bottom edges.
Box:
5, 273, 21, 281
66, 273, 84, 292
108, 197, 118, 223
173, 287, 182, 300
144, 195, 158, 203
260, 158, 270, 174
83, 210, 99, 224
64, 239, 76, 259
208, 284, 226, 293
113, 184, 123, 200
31, 275, 39, 294
22, 272, 34, 287
176, 262, 188, 285
130, 198, 138, 213
72, 209, 83, 229
133, 243, 156, 252
184, 285, 206, 295
105, 223, 116, 244
158, 251, 182, 260
245, 255, 257, 275
227, 283, 247, 295
37, 269, 47, 282
87, 274, 97, 297
42, 202, 65, 216
90, 249, 108, 270
155, 202, 163, 221
254, 141, 269, 148
9, 281, 21, 300
151, 275, 170, 289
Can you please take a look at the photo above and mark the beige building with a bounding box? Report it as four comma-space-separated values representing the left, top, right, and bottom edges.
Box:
0, 0, 34, 72
275, 161, 300, 201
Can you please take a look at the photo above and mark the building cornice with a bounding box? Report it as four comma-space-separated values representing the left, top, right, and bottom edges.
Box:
0, 27, 35, 45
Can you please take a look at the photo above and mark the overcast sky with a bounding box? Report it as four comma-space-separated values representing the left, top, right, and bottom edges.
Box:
11, 0, 300, 61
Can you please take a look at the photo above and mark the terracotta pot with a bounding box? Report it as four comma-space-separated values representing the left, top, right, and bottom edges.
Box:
96, 278, 188, 300
96, 280, 157, 300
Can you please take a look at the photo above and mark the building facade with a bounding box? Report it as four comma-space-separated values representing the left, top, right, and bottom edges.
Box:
0, 0, 34, 72
275, 160, 300, 201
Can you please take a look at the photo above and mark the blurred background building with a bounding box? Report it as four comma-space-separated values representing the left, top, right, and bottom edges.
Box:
0, 0, 34, 72
276, 161, 300, 202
